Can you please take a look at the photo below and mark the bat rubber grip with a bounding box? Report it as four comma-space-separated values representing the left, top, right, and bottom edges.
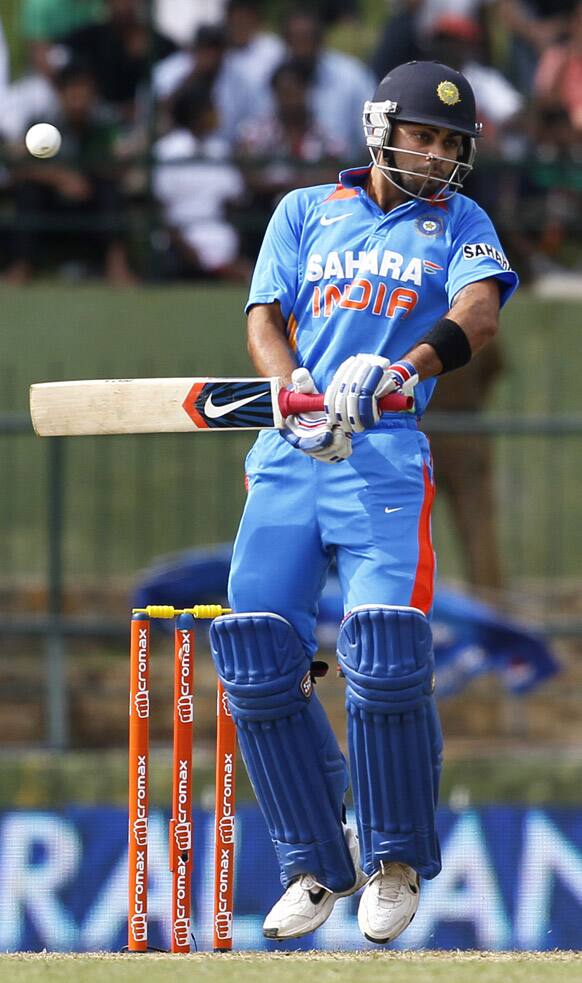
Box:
278, 390, 413, 418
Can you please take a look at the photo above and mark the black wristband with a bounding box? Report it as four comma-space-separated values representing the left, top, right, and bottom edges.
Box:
420, 317, 472, 374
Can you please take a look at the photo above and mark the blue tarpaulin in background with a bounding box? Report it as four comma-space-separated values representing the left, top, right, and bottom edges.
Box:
133, 545, 559, 697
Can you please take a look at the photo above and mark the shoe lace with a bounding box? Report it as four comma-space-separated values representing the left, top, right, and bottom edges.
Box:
287, 873, 326, 899
376, 862, 408, 906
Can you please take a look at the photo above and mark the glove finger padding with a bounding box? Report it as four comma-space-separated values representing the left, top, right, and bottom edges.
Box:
324, 355, 355, 431
325, 354, 391, 434
321, 426, 352, 463
347, 362, 386, 430
282, 416, 352, 462
283, 412, 333, 450
281, 367, 352, 463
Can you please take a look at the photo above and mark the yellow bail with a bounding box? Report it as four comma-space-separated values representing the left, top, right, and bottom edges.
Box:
132, 604, 231, 619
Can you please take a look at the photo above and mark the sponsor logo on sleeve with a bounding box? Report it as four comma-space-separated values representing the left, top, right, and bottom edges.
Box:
462, 242, 511, 271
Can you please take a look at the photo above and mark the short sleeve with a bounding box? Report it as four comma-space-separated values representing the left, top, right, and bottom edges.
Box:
245, 190, 304, 321
447, 200, 519, 308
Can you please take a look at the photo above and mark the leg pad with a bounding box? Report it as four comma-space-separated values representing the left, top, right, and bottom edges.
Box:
337, 605, 442, 879
210, 612, 355, 890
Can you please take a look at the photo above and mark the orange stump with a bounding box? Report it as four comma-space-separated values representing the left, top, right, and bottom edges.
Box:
213, 679, 237, 950
128, 604, 235, 952
170, 613, 196, 953
128, 614, 150, 951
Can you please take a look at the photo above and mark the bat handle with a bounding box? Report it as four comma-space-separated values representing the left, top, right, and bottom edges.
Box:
278, 390, 414, 417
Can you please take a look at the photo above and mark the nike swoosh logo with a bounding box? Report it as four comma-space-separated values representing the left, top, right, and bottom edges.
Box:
320, 213, 352, 226
204, 391, 268, 419
384, 507, 403, 514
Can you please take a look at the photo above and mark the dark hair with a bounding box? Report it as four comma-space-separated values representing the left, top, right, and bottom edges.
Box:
193, 24, 227, 50
226, 0, 264, 15
172, 82, 215, 129
53, 58, 96, 90
270, 59, 308, 91
282, 8, 324, 40
539, 108, 572, 129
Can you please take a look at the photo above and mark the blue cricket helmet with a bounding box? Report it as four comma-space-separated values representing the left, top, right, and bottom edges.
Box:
363, 60, 482, 201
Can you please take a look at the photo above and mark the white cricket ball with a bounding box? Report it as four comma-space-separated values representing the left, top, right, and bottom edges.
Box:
25, 123, 62, 159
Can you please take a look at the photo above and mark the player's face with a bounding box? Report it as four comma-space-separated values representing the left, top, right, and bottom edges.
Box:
390, 123, 463, 195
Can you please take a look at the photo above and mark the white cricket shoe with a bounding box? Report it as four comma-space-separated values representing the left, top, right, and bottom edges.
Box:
263, 825, 368, 940
358, 861, 420, 944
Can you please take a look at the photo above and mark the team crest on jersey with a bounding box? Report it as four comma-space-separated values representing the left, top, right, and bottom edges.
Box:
415, 215, 445, 237
437, 81, 460, 105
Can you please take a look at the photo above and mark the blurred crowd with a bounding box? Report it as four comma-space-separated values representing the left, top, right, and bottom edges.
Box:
0, 0, 581, 286
3, 0, 580, 593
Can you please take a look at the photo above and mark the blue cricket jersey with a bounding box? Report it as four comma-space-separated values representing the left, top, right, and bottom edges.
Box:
246, 164, 519, 418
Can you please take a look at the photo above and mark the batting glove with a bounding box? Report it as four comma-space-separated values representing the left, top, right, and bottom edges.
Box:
281, 368, 352, 463
325, 354, 418, 433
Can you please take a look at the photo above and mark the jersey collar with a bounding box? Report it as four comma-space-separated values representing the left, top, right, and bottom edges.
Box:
337, 164, 373, 191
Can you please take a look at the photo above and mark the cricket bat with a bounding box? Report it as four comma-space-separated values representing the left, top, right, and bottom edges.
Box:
29, 377, 413, 437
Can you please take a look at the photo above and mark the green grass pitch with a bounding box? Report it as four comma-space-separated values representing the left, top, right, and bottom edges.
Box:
1, 951, 581, 983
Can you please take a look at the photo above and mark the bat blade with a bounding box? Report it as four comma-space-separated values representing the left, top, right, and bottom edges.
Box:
30, 378, 282, 436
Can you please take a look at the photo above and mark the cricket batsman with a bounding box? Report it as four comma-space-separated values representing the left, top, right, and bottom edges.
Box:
210, 60, 519, 944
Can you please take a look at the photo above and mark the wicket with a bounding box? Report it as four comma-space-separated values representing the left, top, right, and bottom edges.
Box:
128, 604, 236, 953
